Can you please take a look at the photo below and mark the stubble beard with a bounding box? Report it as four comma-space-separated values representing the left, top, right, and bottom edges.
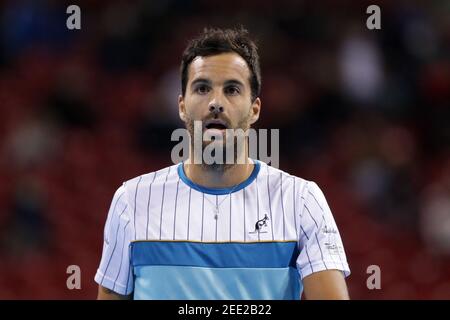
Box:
185, 115, 251, 173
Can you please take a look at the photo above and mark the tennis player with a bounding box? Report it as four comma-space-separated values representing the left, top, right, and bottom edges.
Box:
95, 27, 350, 300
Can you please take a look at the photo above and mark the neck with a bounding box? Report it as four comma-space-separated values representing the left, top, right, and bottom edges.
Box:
183, 158, 254, 189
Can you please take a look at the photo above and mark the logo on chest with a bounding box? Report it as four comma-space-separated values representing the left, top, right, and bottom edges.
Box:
249, 214, 269, 234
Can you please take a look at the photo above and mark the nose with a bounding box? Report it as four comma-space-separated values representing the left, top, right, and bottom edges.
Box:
208, 104, 224, 115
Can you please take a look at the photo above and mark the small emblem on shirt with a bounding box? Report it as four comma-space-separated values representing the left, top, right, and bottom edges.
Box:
249, 214, 269, 234
322, 226, 338, 234
325, 242, 343, 255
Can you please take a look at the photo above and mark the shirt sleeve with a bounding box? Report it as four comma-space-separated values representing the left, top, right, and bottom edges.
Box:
296, 181, 351, 280
94, 184, 134, 295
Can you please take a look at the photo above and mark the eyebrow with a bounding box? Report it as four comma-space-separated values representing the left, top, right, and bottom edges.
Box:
190, 78, 245, 87
190, 78, 211, 87
224, 79, 245, 87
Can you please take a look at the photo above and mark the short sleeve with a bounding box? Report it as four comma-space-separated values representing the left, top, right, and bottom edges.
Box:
94, 184, 134, 295
296, 181, 351, 280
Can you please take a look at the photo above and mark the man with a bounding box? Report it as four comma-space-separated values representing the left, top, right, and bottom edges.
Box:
95, 27, 350, 300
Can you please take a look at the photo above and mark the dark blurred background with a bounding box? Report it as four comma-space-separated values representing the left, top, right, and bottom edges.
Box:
0, 0, 449, 299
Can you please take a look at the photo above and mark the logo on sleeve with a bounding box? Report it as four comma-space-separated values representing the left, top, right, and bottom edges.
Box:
325, 242, 344, 255
322, 226, 337, 234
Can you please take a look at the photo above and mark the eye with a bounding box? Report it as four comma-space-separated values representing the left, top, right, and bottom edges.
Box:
225, 86, 240, 95
195, 85, 210, 95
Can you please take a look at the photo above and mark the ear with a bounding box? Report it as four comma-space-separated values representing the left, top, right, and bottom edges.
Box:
248, 97, 261, 125
178, 94, 187, 122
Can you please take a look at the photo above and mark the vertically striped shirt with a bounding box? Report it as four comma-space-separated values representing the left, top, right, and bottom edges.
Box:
94, 160, 350, 299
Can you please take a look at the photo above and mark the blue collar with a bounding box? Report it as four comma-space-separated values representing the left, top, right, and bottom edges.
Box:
177, 160, 261, 195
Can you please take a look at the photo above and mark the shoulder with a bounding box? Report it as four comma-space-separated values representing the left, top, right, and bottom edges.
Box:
118, 163, 180, 202
256, 160, 317, 196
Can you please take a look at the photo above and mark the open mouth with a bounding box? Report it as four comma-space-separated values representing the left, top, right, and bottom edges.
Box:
205, 123, 227, 130
204, 119, 228, 130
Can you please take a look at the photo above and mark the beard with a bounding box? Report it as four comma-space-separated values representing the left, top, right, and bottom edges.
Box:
184, 113, 252, 172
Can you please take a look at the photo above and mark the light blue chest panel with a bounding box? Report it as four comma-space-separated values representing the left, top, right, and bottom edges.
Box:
130, 241, 302, 300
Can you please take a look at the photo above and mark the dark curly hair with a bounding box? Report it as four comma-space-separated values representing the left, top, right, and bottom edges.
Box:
180, 26, 261, 102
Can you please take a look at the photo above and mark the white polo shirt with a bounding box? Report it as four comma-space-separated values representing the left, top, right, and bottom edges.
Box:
95, 160, 350, 299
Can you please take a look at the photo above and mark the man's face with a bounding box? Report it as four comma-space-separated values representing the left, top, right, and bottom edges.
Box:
178, 52, 261, 149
